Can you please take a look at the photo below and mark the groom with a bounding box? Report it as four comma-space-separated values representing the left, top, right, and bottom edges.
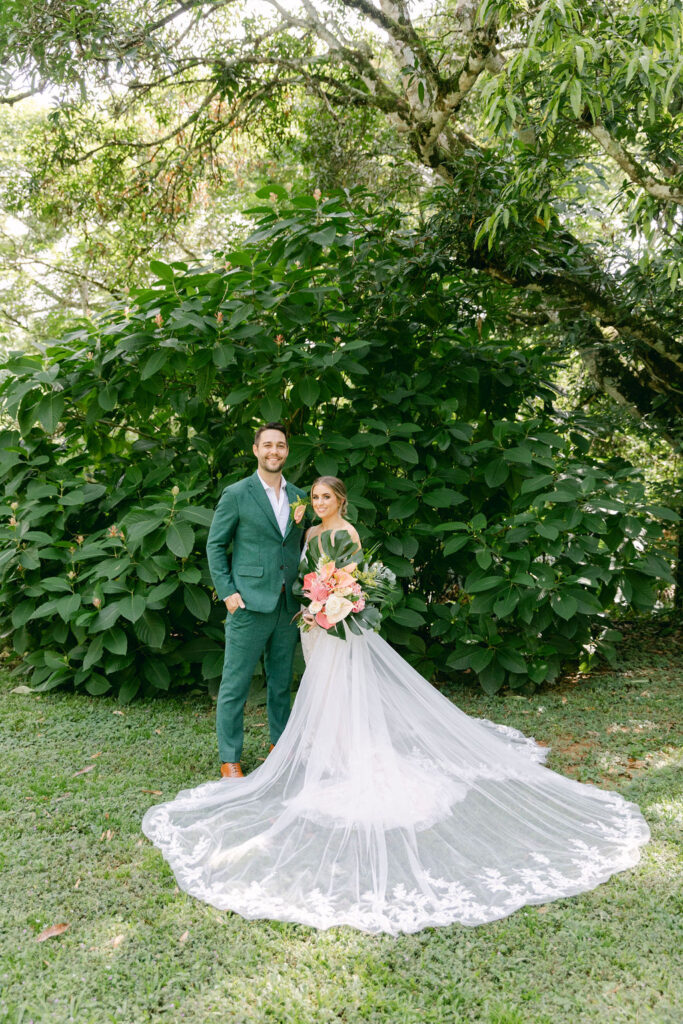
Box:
206, 423, 308, 778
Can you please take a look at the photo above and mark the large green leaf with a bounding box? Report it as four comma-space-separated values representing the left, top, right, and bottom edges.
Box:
82, 635, 104, 671
550, 592, 578, 620
118, 593, 146, 623
298, 378, 320, 405
184, 584, 211, 620
98, 385, 118, 411
388, 496, 419, 519
390, 441, 419, 465
310, 224, 337, 246
141, 350, 169, 380
464, 574, 504, 594
176, 506, 215, 527
390, 607, 426, 628
166, 521, 195, 558
144, 658, 171, 690
91, 602, 123, 632
36, 394, 65, 434
484, 458, 509, 487
135, 610, 166, 649
102, 626, 127, 655
56, 593, 81, 621
424, 488, 466, 508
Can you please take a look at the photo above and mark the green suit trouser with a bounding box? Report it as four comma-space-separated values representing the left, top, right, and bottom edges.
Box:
217, 593, 299, 763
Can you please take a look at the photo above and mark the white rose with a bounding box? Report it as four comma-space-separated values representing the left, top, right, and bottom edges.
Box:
324, 593, 355, 624
308, 601, 323, 614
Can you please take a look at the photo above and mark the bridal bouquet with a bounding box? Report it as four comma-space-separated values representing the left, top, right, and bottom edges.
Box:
293, 530, 398, 639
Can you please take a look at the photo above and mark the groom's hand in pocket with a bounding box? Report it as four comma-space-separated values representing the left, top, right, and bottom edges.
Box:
225, 593, 246, 614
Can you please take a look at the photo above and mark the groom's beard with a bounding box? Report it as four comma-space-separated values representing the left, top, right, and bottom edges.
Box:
258, 455, 287, 473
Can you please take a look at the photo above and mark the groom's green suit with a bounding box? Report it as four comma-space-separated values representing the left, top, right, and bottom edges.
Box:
206, 471, 307, 763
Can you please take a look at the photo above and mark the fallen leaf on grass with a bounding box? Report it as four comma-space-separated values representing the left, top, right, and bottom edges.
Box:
36, 923, 69, 942
100, 829, 114, 841
108, 934, 125, 948
154, 729, 162, 735
141, 789, 162, 795
112, 710, 124, 716
89, 751, 102, 759
179, 930, 189, 943
11, 685, 34, 695
74, 879, 81, 890
73, 765, 95, 777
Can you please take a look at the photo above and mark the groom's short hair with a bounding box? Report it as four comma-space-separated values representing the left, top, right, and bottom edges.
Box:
254, 422, 288, 444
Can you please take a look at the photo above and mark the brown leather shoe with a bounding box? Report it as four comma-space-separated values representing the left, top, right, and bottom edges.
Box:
220, 761, 244, 778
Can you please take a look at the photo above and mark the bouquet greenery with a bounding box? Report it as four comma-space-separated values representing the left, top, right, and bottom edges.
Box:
293, 529, 398, 640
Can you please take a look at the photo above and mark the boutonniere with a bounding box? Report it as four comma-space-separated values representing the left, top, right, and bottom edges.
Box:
290, 496, 308, 525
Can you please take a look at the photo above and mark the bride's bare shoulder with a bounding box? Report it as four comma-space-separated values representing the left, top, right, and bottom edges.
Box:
339, 520, 361, 547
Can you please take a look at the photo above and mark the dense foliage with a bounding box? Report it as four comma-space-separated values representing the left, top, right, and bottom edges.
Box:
2, 1, 681, 441
0, 190, 675, 700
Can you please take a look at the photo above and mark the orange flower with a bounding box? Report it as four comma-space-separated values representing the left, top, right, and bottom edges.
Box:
332, 569, 356, 591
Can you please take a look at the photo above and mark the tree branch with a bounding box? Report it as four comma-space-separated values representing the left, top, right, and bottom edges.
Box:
0, 86, 44, 105
584, 122, 683, 205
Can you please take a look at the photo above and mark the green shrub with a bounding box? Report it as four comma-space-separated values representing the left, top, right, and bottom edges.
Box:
0, 188, 675, 698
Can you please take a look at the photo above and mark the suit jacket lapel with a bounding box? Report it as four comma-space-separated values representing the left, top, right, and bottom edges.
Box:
283, 480, 300, 540
248, 473, 283, 538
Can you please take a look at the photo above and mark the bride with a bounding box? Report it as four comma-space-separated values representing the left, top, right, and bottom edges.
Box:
142, 476, 649, 935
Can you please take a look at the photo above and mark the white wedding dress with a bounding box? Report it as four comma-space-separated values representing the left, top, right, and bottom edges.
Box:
142, 616, 649, 934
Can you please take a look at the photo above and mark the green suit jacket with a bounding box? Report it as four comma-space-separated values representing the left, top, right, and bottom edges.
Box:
206, 471, 307, 615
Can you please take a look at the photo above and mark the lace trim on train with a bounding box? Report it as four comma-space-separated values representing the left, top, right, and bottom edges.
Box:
145, 795, 646, 934
144, 794, 647, 934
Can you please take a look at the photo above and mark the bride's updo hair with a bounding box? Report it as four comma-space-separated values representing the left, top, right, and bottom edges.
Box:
311, 476, 348, 516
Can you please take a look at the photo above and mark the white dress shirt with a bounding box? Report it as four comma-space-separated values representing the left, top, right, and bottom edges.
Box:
257, 472, 289, 537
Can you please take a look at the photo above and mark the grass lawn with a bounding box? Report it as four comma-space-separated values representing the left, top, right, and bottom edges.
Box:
1, 620, 681, 1024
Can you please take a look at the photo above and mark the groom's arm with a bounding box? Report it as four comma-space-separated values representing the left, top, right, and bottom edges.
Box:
206, 487, 239, 601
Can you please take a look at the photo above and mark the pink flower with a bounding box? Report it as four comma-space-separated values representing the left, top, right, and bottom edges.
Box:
351, 583, 362, 596
315, 609, 333, 629
302, 572, 331, 603
308, 580, 331, 603
332, 569, 356, 591
352, 597, 365, 613
320, 561, 337, 580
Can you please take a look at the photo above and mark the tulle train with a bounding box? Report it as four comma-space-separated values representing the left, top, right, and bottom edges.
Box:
142, 628, 649, 934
